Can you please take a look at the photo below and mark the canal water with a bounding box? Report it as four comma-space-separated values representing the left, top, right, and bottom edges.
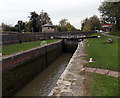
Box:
15, 53, 72, 96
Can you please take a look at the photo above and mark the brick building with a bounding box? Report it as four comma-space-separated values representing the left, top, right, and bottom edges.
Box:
102, 24, 113, 32
42, 24, 56, 33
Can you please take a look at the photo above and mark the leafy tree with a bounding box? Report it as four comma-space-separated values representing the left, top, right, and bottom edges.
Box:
29, 11, 39, 32
57, 19, 77, 32
39, 11, 52, 25
59, 19, 68, 27
66, 22, 77, 31
1, 23, 10, 31
24, 21, 32, 32
2, 11, 53, 32
89, 15, 101, 30
81, 18, 88, 31
98, 2, 120, 30
17, 21, 25, 32
28, 11, 52, 32
30, 11, 39, 20
38, 11, 52, 31
1, 23, 18, 31
82, 23, 91, 31
81, 15, 101, 31
81, 18, 91, 31
57, 19, 68, 31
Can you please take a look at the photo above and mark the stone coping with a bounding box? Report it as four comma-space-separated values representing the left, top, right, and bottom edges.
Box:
49, 41, 86, 96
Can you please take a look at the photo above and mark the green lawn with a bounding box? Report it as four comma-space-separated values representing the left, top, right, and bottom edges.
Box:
85, 72, 119, 96
86, 33, 119, 71
2, 39, 59, 55
108, 30, 120, 36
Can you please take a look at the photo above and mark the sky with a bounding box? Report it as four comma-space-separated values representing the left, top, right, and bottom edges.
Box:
0, 0, 104, 29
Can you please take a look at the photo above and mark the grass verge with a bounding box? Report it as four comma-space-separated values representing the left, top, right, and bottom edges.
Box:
84, 72, 119, 96
2, 39, 59, 55
108, 30, 120, 36
85, 33, 118, 71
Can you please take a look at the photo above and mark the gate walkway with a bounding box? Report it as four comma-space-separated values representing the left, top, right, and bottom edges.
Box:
82, 67, 120, 78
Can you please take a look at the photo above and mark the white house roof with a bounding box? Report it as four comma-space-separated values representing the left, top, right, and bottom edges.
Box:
102, 24, 113, 27
42, 24, 54, 27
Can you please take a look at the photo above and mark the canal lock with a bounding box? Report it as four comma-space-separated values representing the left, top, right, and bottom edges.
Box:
2, 39, 79, 96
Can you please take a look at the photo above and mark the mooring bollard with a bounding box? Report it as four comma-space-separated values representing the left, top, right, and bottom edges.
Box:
89, 58, 93, 62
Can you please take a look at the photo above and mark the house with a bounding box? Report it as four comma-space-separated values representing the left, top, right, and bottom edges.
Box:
102, 24, 113, 32
42, 24, 56, 33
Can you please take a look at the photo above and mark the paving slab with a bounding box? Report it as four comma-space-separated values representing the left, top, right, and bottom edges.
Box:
68, 63, 83, 72
96, 68, 109, 75
84, 67, 120, 78
60, 92, 73, 96
84, 67, 96, 72
70, 76, 84, 96
62, 73, 77, 81
107, 71, 119, 78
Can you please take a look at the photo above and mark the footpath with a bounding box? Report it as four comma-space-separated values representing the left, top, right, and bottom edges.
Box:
101, 33, 120, 38
49, 41, 87, 96
83, 67, 119, 78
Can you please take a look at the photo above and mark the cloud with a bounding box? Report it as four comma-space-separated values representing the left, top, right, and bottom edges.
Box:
0, 0, 101, 29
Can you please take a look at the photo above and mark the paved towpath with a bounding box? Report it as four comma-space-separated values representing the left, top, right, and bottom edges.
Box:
81, 67, 120, 78
49, 41, 86, 96
101, 33, 120, 38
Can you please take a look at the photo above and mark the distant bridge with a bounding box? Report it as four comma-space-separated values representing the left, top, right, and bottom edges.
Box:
52, 35, 100, 40
1, 31, 95, 46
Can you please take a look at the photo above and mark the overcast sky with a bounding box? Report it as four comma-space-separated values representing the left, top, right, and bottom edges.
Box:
0, 0, 104, 29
